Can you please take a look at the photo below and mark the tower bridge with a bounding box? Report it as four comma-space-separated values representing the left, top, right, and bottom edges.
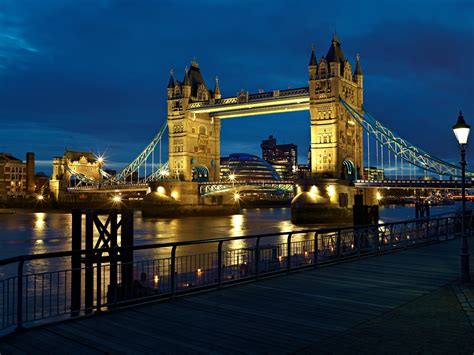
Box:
54, 35, 472, 217
167, 35, 363, 182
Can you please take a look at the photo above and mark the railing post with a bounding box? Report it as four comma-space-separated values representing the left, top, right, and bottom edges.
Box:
16, 258, 24, 331
109, 210, 118, 308
435, 218, 440, 240
445, 218, 449, 240
217, 241, 223, 287
255, 237, 261, 279
425, 218, 429, 240
96, 253, 102, 313
170, 245, 177, 296
84, 209, 94, 314
336, 230, 342, 261
287, 233, 292, 272
404, 222, 409, 248
71, 209, 82, 317
313, 232, 318, 267
374, 225, 379, 251
356, 228, 361, 257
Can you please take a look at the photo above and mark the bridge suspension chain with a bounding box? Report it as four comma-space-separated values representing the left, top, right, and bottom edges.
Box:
340, 97, 471, 179
65, 165, 96, 187
107, 120, 169, 183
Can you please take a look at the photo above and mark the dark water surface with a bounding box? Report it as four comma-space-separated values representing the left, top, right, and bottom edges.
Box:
0, 204, 463, 277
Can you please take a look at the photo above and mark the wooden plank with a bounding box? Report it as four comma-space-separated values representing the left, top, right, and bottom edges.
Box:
0, 238, 470, 353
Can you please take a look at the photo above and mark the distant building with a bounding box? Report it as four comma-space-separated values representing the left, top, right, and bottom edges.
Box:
52, 151, 102, 187
220, 153, 280, 181
270, 162, 288, 180
296, 164, 311, 179
220, 157, 230, 180
0, 152, 35, 199
260, 135, 297, 179
364, 166, 384, 180
50, 150, 103, 200
34, 172, 49, 193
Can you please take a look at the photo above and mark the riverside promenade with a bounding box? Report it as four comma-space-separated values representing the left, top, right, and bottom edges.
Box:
1, 237, 473, 354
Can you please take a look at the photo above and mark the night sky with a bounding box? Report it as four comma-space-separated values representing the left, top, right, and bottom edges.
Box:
0, 0, 473, 174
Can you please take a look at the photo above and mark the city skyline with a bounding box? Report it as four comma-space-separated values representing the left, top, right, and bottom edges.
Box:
0, 0, 473, 174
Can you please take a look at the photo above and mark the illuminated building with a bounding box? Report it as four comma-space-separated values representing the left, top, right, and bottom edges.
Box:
364, 166, 384, 180
34, 172, 49, 193
309, 35, 364, 179
260, 135, 297, 179
220, 157, 230, 180
0, 152, 35, 199
51, 150, 103, 187
220, 153, 280, 181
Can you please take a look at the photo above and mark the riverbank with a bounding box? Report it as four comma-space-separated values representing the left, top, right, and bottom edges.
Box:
0, 207, 69, 214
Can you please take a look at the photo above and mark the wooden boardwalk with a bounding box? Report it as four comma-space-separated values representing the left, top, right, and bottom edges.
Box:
1, 238, 472, 354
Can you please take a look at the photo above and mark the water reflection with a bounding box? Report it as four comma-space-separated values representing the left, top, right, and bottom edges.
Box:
229, 214, 245, 237
0, 204, 464, 277
33, 213, 46, 239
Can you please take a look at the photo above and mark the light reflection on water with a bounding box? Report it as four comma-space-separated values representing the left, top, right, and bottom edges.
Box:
0, 204, 464, 277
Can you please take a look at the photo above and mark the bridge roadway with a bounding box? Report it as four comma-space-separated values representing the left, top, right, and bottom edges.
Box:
1, 237, 473, 353
66, 179, 472, 197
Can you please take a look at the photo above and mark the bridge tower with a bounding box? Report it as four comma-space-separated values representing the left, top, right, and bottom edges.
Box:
167, 61, 221, 181
308, 35, 364, 180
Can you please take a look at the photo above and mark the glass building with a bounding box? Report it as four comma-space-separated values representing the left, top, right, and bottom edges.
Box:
260, 135, 297, 179
220, 153, 281, 181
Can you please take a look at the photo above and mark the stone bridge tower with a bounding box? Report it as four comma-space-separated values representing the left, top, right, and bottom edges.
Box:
167, 60, 221, 181
308, 35, 364, 180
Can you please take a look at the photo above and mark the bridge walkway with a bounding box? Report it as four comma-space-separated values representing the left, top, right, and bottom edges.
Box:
1, 238, 473, 354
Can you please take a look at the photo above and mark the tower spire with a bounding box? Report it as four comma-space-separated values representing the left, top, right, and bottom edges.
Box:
214, 76, 221, 99
183, 66, 190, 86
354, 53, 362, 75
167, 68, 175, 88
309, 43, 317, 66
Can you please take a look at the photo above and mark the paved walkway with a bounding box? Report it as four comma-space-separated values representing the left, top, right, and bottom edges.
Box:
1, 238, 473, 354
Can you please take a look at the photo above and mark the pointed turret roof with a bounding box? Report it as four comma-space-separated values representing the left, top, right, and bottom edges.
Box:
326, 34, 346, 64
167, 69, 175, 88
309, 44, 317, 66
214, 76, 221, 97
354, 53, 363, 75
183, 66, 190, 86
187, 59, 210, 98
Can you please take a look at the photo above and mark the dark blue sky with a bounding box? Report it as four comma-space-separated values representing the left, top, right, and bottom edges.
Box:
0, 0, 473, 173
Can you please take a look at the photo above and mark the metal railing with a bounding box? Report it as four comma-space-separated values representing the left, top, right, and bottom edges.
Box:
0, 214, 470, 335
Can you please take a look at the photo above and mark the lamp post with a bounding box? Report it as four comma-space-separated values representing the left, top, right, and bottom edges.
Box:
453, 111, 471, 283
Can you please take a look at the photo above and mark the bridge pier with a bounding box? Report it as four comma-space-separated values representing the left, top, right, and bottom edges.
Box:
291, 179, 378, 224
142, 181, 240, 217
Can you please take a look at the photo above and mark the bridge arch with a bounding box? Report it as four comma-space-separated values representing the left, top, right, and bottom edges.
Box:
192, 165, 210, 182
341, 159, 356, 181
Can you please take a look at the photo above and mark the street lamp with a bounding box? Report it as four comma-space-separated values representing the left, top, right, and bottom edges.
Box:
453, 111, 471, 283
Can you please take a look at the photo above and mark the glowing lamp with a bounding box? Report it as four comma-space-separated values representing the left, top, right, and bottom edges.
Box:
37, 195, 44, 201
453, 111, 470, 145
157, 186, 166, 195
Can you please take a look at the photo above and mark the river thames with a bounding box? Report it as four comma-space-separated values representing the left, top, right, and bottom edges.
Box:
0, 204, 463, 261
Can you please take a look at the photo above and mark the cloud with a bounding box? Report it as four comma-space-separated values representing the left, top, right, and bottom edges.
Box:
0, 0, 472, 169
